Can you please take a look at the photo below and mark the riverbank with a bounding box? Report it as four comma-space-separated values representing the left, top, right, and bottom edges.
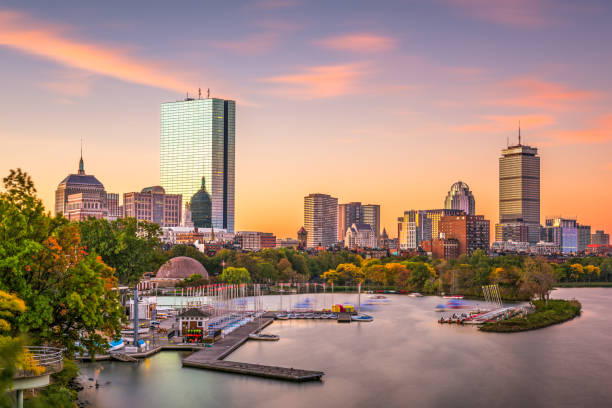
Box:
479, 299, 581, 332
556, 282, 612, 288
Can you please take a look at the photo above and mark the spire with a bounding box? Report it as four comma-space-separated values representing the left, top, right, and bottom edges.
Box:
201, 177, 206, 190
78, 138, 85, 175
518, 120, 521, 146
210, 225, 215, 242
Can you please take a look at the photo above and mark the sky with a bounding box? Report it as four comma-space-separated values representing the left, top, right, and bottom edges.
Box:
1, 0, 611, 239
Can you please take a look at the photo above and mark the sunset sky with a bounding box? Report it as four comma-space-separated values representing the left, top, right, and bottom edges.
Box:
1, 0, 611, 238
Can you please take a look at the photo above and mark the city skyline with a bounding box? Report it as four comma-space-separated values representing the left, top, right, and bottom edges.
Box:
1, 2, 612, 238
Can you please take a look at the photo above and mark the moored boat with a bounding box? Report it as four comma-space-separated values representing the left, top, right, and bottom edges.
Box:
351, 314, 374, 322
248, 333, 280, 341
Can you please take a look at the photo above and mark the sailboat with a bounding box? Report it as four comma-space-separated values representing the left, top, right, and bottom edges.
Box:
351, 283, 374, 322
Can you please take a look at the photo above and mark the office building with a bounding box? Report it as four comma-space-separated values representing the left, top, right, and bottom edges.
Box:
123, 186, 182, 227
190, 178, 213, 229
542, 218, 578, 254
161, 96, 235, 232
422, 238, 459, 260
338, 202, 362, 241
362, 204, 381, 241
236, 231, 276, 251
577, 224, 591, 252
277, 238, 299, 248
444, 181, 475, 215
304, 193, 338, 248
106, 193, 122, 220
496, 135, 540, 243
397, 210, 432, 250
55, 154, 107, 216
592, 230, 610, 245
65, 192, 107, 221
439, 214, 490, 255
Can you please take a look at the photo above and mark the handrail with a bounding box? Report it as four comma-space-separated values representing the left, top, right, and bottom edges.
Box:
14, 346, 64, 378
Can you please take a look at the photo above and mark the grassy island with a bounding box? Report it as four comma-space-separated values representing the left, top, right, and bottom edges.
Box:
480, 299, 582, 333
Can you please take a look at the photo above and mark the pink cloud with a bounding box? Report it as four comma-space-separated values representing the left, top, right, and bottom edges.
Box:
40, 70, 96, 97
0, 10, 192, 92
446, 0, 551, 27
316, 33, 395, 53
453, 114, 555, 133
546, 115, 612, 145
260, 63, 367, 98
212, 32, 279, 55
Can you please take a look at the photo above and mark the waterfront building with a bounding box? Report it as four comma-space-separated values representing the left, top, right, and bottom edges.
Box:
592, 230, 610, 245
345, 223, 377, 249
190, 178, 213, 228
397, 210, 431, 250
236, 231, 277, 251
123, 186, 182, 227
490, 240, 559, 256
439, 214, 490, 255
65, 192, 107, 221
422, 238, 459, 260
160, 96, 235, 232
424, 209, 465, 240
304, 193, 338, 248
444, 181, 475, 215
277, 238, 299, 248
297, 227, 308, 248
496, 135, 541, 243
55, 154, 107, 216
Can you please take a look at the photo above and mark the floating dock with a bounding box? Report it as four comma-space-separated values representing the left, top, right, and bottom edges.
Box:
182, 317, 324, 382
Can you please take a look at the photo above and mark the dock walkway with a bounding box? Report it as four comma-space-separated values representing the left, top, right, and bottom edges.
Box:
182, 317, 324, 382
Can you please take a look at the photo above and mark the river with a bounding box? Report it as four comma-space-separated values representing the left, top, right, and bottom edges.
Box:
78, 288, 612, 407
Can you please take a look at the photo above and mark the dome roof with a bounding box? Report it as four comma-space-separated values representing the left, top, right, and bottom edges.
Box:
191, 178, 212, 228
449, 181, 470, 191
156, 256, 209, 280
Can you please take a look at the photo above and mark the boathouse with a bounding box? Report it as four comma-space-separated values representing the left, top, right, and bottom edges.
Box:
178, 308, 212, 336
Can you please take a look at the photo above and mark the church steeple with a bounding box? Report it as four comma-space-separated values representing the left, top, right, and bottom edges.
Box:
78, 139, 85, 175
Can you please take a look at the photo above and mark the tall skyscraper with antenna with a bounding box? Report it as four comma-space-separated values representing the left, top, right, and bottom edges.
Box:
495, 125, 541, 243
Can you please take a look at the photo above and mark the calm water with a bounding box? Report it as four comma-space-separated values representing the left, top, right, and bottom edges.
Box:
79, 288, 612, 408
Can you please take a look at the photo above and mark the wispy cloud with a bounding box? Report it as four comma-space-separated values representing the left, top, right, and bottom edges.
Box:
453, 114, 555, 133
446, 0, 552, 27
316, 33, 395, 53
491, 77, 597, 110
260, 63, 367, 98
544, 114, 612, 145
0, 10, 192, 92
212, 32, 279, 55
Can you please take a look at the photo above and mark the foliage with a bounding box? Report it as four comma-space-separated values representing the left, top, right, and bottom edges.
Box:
0, 291, 27, 405
175, 273, 210, 288
480, 299, 581, 332
79, 217, 163, 285
218, 267, 251, 284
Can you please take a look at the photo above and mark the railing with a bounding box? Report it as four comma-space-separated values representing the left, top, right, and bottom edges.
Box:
14, 346, 63, 378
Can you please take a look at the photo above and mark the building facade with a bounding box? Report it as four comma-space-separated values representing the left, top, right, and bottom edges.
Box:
55, 155, 107, 217
338, 202, 362, 242
592, 230, 610, 245
304, 193, 338, 248
160, 97, 235, 232
344, 223, 377, 249
65, 192, 107, 221
362, 204, 381, 242
424, 209, 465, 240
422, 238, 459, 260
190, 178, 213, 228
444, 181, 475, 215
106, 193, 122, 220
496, 141, 540, 243
439, 214, 490, 255
577, 224, 591, 252
542, 218, 578, 254
236, 231, 276, 251
123, 186, 182, 227
397, 210, 432, 250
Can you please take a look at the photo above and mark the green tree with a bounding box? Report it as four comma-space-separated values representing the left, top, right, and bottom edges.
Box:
219, 267, 251, 284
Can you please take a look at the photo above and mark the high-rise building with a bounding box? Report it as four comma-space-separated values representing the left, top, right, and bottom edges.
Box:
439, 214, 490, 255
592, 230, 610, 245
160, 96, 235, 232
543, 218, 578, 254
123, 186, 182, 227
55, 155, 107, 216
496, 135, 540, 243
106, 193, 122, 220
362, 204, 381, 241
65, 192, 107, 222
424, 209, 465, 240
397, 210, 432, 250
338, 202, 362, 241
577, 224, 591, 252
304, 193, 338, 248
190, 178, 213, 229
444, 181, 475, 215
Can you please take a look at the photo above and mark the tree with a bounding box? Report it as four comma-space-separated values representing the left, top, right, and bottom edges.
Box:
569, 263, 584, 282
176, 273, 209, 288
219, 267, 251, 284
520, 258, 557, 301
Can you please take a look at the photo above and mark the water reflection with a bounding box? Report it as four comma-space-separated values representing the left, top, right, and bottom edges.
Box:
79, 288, 612, 408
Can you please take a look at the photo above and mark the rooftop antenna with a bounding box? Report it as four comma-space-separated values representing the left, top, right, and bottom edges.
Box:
198, 88, 201, 99
207, 88, 210, 98
518, 120, 521, 145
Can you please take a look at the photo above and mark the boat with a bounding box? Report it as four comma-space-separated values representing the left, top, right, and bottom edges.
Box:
408, 293, 423, 297
443, 295, 464, 299
248, 333, 280, 341
109, 339, 125, 352
275, 313, 289, 320
351, 314, 374, 322
369, 295, 387, 299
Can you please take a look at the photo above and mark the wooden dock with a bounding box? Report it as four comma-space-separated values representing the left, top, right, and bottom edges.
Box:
337, 313, 352, 323
182, 317, 324, 382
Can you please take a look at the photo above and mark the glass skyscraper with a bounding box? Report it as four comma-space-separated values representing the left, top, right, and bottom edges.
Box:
160, 97, 235, 232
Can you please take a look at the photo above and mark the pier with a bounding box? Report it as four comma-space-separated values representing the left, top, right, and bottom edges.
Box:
182, 317, 324, 382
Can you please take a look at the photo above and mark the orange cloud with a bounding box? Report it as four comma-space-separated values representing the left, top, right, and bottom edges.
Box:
316, 33, 395, 53
0, 10, 192, 92
492, 77, 597, 110
260, 63, 366, 98
546, 114, 612, 145
446, 0, 551, 27
453, 114, 555, 133
212, 32, 279, 55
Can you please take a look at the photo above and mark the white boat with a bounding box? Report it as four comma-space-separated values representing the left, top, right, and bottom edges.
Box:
409, 293, 424, 297
249, 333, 280, 341
351, 314, 374, 322
121, 327, 150, 335
275, 313, 289, 320
109, 339, 125, 352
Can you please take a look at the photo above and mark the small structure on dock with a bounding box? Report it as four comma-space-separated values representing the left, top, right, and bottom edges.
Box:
177, 308, 212, 337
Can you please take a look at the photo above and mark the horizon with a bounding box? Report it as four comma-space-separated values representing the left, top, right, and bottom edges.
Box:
1, 1, 611, 238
